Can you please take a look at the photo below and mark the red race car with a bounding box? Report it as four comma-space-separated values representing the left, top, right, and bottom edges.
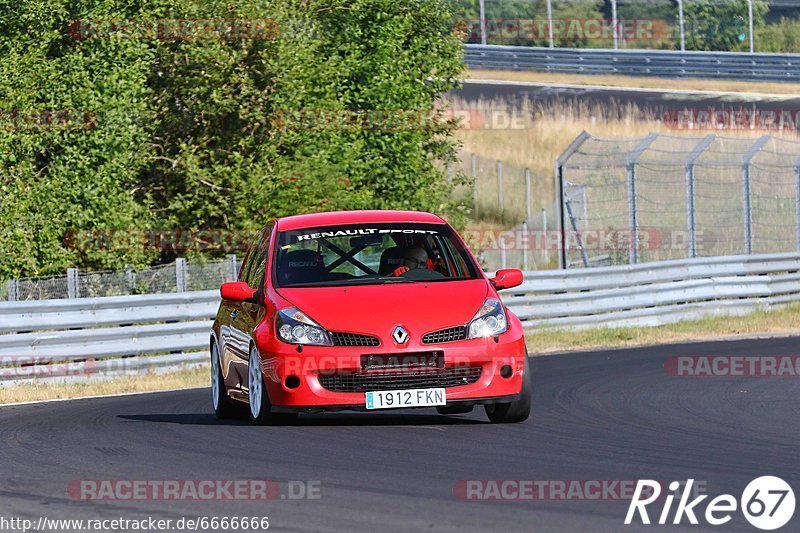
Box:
211, 210, 531, 424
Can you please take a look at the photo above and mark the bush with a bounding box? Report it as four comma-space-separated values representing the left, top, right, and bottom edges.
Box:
0, 0, 465, 277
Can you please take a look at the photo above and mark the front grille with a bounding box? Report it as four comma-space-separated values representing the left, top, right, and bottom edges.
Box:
422, 325, 467, 344
318, 367, 482, 393
330, 331, 380, 347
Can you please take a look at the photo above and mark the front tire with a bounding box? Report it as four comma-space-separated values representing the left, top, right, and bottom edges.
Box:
248, 346, 297, 426
484, 356, 532, 424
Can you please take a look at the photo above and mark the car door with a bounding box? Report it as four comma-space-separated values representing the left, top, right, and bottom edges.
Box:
228, 225, 271, 388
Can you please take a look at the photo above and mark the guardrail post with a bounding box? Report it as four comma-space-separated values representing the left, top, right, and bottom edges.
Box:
175, 258, 187, 292
7, 279, 19, 301
496, 160, 503, 212
67, 268, 79, 298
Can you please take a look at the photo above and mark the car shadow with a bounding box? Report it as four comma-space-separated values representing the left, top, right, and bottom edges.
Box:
118, 411, 487, 427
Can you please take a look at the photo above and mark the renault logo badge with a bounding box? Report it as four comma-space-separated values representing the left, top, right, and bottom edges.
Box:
392, 325, 409, 344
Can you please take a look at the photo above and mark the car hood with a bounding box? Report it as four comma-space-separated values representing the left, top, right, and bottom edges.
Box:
277, 279, 489, 339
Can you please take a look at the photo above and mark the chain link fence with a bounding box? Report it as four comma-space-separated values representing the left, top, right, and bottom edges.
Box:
557, 132, 800, 268
1, 256, 241, 302
454, 152, 559, 271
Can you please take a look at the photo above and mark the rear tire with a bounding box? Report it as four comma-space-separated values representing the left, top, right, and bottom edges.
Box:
248, 346, 298, 426
484, 356, 532, 424
211, 342, 243, 419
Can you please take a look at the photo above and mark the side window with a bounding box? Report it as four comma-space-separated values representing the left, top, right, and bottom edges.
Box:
239, 228, 263, 286
245, 224, 272, 288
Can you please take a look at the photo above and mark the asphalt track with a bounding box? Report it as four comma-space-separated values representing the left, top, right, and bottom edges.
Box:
454, 79, 800, 115
1, 336, 798, 532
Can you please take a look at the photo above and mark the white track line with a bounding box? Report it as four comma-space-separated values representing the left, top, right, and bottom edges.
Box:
0, 385, 207, 408
463, 78, 796, 100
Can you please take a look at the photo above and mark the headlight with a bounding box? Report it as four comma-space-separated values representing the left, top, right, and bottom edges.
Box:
276, 307, 333, 346
467, 298, 508, 338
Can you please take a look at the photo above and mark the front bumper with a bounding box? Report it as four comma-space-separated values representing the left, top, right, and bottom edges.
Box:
257, 330, 528, 412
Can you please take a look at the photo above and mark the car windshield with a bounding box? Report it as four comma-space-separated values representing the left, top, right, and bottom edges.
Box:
274, 223, 480, 287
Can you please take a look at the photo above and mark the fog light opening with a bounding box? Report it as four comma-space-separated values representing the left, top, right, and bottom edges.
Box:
500, 365, 513, 379
285, 375, 301, 389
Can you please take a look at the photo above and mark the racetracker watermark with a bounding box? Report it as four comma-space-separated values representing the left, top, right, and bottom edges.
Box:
453, 479, 707, 501
458, 18, 668, 42
273, 108, 533, 132
67, 480, 320, 501
461, 228, 702, 253
66, 18, 279, 41
0, 109, 96, 132
663, 109, 800, 132
665, 356, 800, 377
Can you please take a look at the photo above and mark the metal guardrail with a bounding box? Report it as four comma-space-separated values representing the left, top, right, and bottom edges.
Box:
464, 44, 800, 81
1, 252, 799, 382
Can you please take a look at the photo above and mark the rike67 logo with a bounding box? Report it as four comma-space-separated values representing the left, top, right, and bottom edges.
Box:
626, 477, 795, 530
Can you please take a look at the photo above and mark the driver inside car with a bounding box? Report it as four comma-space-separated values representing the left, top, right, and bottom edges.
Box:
390, 246, 426, 277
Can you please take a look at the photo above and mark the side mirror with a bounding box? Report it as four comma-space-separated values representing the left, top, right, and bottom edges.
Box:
490, 269, 524, 291
220, 281, 258, 302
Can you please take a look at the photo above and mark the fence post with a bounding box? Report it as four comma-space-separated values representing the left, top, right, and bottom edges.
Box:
742, 163, 753, 254
471, 153, 478, 216
685, 164, 697, 258
479, 0, 486, 45
125, 266, 135, 293
624, 133, 659, 265
496, 160, 503, 213
546, 0, 554, 48
176, 258, 187, 292
67, 268, 79, 298
686, 135, 715, 258
524, 168, 532, 224
7, 279, 19, 301
626, 164, 638, 264
677, 0, 686, 51
555, 131, 592, 269
542, 208, 549, 265
795, 165, 800, 252
611, 0, 618, 50
742, 135, 770, 255
230, 254, 239, 281
521, 220, 528, 271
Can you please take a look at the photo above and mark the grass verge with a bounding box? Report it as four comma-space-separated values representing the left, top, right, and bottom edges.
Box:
526, 303, 800, 354
467, 69, 800, 96
0, 366, 208, 406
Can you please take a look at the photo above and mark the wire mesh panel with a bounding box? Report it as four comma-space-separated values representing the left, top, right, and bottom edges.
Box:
560, 136, 637, 267
750, 137, 800, 254
186, 259, 238, 292
558, 132, 800, 268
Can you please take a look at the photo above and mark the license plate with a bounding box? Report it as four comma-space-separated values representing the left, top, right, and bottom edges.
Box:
365, 388, 446, 410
